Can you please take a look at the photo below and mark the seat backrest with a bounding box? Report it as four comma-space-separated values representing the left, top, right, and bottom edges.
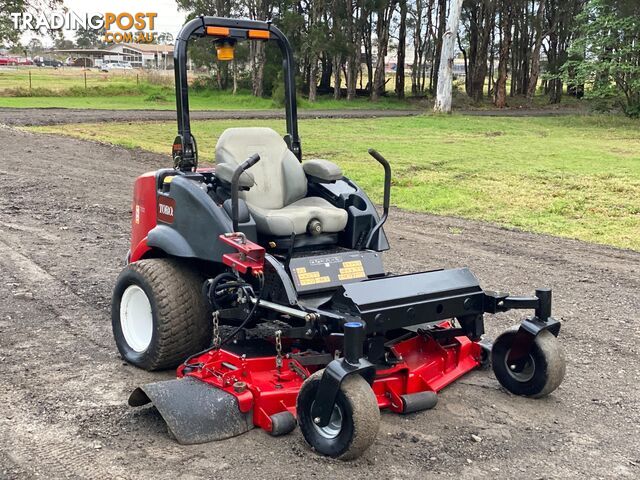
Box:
215, 127, 307, 210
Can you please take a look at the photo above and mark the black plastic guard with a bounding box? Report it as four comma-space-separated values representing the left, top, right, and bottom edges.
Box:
128, 377, 253, 444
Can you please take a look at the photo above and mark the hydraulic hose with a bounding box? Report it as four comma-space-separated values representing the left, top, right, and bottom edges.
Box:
183, 272, 265, 367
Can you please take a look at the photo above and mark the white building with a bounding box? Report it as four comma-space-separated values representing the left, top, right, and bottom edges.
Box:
103, 43, 174, 69
54, 43, 175, 69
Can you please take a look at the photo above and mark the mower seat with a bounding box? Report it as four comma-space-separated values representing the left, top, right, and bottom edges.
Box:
215, 127, 348, 237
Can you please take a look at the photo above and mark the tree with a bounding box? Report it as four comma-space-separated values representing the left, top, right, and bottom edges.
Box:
565, 0, 640, 116
244, 0, 273, 97
1, 0, 62, 45
53, 30, 74, 50
75, 26, 102, 48
371, 0, 398, 101
494, 0, 513, 108
395, 0, 407, 98
544, 0, 584, 103
527, 0, 546, 100
303, 1, 327, 102
462, 0, 495, 102
344, 0, 364, 101
27, 37, 43, 54
157, 32, 174, 45
431, 0, 447, 93
433, 0, 464, 112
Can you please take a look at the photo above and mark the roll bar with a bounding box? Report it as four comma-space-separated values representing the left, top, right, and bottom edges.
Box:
173, 17, 301, 171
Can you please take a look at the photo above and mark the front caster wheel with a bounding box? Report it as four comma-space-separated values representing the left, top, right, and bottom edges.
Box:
491, 327, 566, 398
297, 370, 380, 460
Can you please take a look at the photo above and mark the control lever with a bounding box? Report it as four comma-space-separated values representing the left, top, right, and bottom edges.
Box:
365, 149, 391, 249
231, 153, 260, 232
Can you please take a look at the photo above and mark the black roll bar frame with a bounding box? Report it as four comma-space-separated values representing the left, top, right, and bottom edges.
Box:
173, 17, 301, 171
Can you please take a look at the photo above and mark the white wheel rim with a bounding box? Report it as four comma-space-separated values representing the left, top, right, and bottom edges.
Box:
120, 285, 153, 352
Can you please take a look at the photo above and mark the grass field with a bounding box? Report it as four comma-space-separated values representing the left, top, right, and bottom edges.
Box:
27, 114, 640, 251
0, 92, 420, 110
0, 67, 420, 110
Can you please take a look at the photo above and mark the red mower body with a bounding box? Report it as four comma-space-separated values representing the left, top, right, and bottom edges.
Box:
130, 172, 157, 262
178, 323, 482, 434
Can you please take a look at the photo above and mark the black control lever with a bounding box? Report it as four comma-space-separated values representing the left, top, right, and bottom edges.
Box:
365, 149, 391, 249
231, 153, 260, 232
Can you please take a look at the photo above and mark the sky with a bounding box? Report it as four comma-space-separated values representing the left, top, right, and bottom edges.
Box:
22, 0, 188, 46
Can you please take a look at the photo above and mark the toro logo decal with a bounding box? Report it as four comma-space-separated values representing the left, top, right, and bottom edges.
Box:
157, 196, 176, 224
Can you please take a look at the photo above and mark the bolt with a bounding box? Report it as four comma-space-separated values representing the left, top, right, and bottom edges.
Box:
313, 417, 321, 424
233, 381, 247, 393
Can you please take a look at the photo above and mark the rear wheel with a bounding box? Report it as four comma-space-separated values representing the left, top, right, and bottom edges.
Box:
297, 370, 380, 460
111, 259, 211, 370
491, 327, 565, 398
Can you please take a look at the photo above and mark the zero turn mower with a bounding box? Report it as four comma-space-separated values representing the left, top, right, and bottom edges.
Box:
112, 17, 566, 460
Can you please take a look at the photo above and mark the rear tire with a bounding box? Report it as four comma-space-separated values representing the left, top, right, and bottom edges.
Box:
297, 370, 380, 460
111, 259, 211, 370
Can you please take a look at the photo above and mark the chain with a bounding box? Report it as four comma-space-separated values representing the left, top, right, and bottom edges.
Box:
275, 329, 283, 369
212, 311, 220, 349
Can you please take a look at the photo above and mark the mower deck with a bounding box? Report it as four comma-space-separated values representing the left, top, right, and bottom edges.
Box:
130, 323, 482, 441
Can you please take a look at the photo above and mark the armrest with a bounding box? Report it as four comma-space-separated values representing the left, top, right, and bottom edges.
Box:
215, 163, 255, 189
303, 159, 343, 183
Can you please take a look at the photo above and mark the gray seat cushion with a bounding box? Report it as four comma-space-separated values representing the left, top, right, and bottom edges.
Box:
250, 197, 348, 236
215, 127, 347, 237
303, 159, 343, 182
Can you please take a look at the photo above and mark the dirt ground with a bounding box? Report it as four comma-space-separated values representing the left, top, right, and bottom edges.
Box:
0, 124, 638, 480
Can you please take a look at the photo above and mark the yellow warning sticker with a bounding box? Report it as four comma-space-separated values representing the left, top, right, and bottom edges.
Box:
297, 271, 331, 286
342, 260, 363, 268
338, 260, 366, 281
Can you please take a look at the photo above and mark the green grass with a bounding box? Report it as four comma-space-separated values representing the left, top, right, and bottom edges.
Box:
0, 68, 420, 110
0, 91, 420, 110
26, 114, 640, 251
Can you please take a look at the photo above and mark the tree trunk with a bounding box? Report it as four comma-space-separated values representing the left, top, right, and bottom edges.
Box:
466, 0, 495, 101
527, 0, 545, 100
487, 12, 496, 97
411, 0, 424, 95
371, 1, 398, 101
252, 41, 266, 97
434, 0, 464, 113
232, 58, 238, 95
246, 0, 270, 97
494, 1, 513, 108
432, 0, 447, 94
395, 0, 407, 99
363, 12, 373, 94
309, 58, 318, 102
319, 53, 333, 90
345, 0, 363, 100
333, 54, 342, 99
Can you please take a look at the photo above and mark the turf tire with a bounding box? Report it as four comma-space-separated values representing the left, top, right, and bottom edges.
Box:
112, 258, 211, 370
